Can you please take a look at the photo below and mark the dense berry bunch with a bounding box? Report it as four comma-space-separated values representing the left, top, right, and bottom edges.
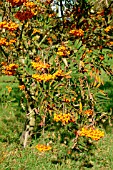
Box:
7, 0, 27, 7
2, 63, 18, 76
31, 61, 50, 71
69, 29, 84, 37
35, 144, 51, 152
0, 38, 16, 46
54, 113, 75, 125
15, 10, 34, 21
0, 21, 18, 31
79, 127, 104, 141
57, 46, 70, 56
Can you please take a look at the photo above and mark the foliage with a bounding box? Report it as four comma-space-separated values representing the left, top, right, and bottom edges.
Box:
0, 0, 113, 167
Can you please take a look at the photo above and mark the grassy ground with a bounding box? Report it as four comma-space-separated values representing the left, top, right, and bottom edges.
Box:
0, 75, 113, 170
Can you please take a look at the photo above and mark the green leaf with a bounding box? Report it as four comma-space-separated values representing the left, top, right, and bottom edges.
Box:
0, 15, 2, 22
43, 81, 46, 90
74, 40, 82, 49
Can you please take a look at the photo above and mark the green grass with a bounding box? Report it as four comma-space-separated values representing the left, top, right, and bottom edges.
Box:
0, 76, 113, 169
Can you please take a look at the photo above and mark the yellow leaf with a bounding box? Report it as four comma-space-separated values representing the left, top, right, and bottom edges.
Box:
93, 81, 97, 87
89, 71, 93, 78
79, 61, 84, 69
80, 102, 82, 113
96, 83, 101, 88
96, 75, 101, 83
62, 58, 68, 66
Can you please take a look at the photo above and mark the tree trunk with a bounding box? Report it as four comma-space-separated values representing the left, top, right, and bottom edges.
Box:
20, 106, 36, 148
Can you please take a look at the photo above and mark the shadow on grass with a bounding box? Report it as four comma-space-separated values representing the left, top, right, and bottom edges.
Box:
97, 80, 113, 132
100, 81, 113, 113
0, 84, 26, 144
